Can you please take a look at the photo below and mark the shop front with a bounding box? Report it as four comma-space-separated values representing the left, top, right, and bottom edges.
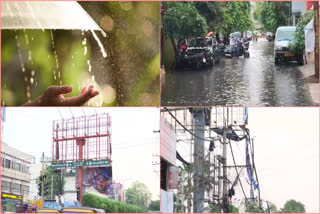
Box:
1, 192, 23, 213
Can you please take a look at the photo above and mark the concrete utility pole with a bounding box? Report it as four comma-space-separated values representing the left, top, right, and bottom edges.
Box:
51, 175, 54, 200
222, 109, 228, 201
180, 170, 185, 213
193, 109, 205, 213
77, 139, 86, 205
41, 152, 45, 208
314, 1, 319, 79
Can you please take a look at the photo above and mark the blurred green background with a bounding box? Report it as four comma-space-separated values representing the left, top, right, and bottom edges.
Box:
1, 1, 160, 106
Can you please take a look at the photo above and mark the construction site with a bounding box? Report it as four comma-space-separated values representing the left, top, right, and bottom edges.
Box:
160, 107, 263, 213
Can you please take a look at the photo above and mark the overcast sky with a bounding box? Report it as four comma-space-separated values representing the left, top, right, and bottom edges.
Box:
2, 107, 160, 200
248, 107, 319, 212
170, 107, 319, 213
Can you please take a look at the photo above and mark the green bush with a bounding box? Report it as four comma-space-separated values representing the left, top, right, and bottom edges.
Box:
290, 11, 313, 54
82, 193, 143, 213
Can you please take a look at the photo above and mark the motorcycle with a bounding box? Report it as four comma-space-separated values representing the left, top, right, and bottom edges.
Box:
224, 39, 250, 58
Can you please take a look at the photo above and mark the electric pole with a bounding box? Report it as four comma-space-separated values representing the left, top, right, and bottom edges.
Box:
222, 108, 228, 202
51, 174, 53, 200
192, 109, 205, 213
41, 152, 45, 208
314, 1, 319, 79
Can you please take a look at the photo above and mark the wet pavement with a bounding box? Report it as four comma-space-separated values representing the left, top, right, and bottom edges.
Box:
161, 39, 315, 106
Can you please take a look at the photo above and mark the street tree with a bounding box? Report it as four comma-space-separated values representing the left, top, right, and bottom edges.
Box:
265, 201, 278, 213
193, 2, 224, 30
37, 165, 66, 204
209, 204, 239, 213
290, 11, 313, 54
125, 181, 152, 212
243, 201, 263, 213
162, 2, 208, 54
219, 2, 253, 38
254, 2, 291, 33
282, 199, 306, 213
148, 200, 160, 211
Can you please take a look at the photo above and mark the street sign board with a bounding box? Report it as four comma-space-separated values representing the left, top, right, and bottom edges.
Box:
51, 159, 110, 168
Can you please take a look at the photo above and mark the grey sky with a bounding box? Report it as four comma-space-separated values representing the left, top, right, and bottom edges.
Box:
248, 107, 319, 212
2, 107, 160, 200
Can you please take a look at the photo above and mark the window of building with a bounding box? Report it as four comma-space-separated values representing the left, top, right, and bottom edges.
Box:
22, 185, 29, 195
1, 157, 5, 167
4, 159, 11, 169
13, 183, 21, 194
1, 181, 11, 192
15, 163, 22, 172
26, 166, 30, 174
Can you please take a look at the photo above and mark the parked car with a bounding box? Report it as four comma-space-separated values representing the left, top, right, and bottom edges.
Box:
274, 26, 303, 65
176, 37, 220, 70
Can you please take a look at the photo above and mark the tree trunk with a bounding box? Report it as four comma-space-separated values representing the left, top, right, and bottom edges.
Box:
170, 37, 178, 56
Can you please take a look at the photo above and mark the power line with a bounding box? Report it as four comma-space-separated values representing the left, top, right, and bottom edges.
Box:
164, 107, 212, 142
229, 139, 249, 204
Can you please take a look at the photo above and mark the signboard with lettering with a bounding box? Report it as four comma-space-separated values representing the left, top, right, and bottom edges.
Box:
51, 159, 110, 168
1, 193, 23, 200
160, 117, 177, 165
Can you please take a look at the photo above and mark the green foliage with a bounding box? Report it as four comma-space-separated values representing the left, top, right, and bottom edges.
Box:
243, 201, 263, 213
209, 204, 238, 213
282, 199, 306, 213
125, 181, 152, 212
148, 200, 160, 211
162, 2, 209, 40
255, 2, 291, 33
193, 2, 224, 30
82, 193, 143, 213
228, 204, 239, 213
37, 165, 66, 200
209, 204, 221, 213
290, 11, 313, 54
265, 201, 278, 213
219, 2, 253, 36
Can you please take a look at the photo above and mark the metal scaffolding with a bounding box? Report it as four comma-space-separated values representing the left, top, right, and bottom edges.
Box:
52, 113, 112, 163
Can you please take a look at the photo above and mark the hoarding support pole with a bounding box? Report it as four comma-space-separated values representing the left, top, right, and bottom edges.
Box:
77, 139, 86, 205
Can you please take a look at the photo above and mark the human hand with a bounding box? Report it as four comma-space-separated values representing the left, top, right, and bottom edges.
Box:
24, 85, 99, 106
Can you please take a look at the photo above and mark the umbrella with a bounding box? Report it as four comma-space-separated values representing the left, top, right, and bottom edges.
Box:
1, 1, 105, 36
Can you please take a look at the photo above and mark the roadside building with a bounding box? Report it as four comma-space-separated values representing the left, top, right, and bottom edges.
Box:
1, 142, 33, 212
160, 116, 178, 213
292, 1, 306, 26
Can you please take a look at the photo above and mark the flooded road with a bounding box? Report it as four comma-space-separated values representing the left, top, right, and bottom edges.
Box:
161, 39, 314, 106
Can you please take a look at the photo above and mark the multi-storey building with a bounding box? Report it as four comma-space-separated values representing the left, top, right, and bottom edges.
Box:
1, 142, 33, 212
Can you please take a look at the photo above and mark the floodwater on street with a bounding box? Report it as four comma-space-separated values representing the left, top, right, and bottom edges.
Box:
161, 39, 315, 106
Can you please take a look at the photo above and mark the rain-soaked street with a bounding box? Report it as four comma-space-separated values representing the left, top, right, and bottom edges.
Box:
161, 39, 314, 106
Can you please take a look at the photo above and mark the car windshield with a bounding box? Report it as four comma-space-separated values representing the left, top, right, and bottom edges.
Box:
189, 38, 212, 47
276, 29, 295, 41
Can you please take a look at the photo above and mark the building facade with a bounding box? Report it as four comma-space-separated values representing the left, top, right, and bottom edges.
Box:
292, 1, 306, 26
1, 142, 33, 212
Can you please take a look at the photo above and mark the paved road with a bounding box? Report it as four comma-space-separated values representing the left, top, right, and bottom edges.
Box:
161, 39, 314, 106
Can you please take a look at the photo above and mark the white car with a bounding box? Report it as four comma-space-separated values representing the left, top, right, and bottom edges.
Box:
274, 26, 303, 65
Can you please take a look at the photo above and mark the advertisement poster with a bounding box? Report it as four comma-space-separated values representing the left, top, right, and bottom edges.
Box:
76, 166, 113, 196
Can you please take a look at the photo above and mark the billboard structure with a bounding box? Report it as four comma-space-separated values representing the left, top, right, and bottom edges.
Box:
51, 113, 112, 204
